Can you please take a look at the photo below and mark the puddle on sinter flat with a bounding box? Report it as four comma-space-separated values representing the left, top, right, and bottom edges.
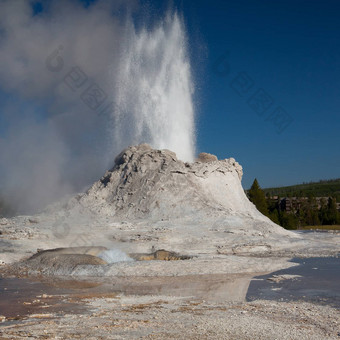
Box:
0, 273, 255, 321
247, 256, 340, 309
1, 256, 339, 324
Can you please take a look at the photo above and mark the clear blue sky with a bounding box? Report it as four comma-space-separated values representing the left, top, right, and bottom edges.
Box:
173, 0, 340, 188
3, 0, 340, 191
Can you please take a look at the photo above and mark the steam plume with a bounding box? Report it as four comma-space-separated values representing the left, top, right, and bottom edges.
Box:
0, 0, 195, 214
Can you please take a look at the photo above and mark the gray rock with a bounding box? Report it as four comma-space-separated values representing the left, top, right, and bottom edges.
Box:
16, 247, 109, 274
197, 152, 218, 163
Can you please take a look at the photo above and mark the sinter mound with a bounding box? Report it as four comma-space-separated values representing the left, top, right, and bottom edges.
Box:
55, 144, 296, 257
69, 144, 266, 221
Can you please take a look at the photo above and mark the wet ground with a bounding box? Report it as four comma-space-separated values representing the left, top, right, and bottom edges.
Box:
0, 273, 254, 321
247, 257, 340, 309
0, 277, 93, 320
0, 256, 339, 327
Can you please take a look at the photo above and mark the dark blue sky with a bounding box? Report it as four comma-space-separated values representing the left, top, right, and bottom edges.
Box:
173, 0, 340, 188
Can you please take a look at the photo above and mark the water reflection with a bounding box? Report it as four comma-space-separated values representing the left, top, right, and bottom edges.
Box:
3, 257, 338, 322
247, 257, 340, 308
0, 273, 257, 320
104, 274, 255, 302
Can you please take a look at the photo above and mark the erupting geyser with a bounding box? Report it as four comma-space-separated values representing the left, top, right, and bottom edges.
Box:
0, 5, 196, 214
112, 12, 196, 162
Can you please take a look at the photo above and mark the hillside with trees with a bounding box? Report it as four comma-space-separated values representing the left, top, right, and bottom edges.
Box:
263, 178, 340, 201
248, 178, 340, 230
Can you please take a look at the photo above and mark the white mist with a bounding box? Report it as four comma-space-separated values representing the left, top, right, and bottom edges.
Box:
111, 12, 196, 162
98, 249, 133, 264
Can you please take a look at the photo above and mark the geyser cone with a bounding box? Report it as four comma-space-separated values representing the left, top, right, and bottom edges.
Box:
60, 144, 299, 256
74, 144, 281, 229
60, 144, 299, 257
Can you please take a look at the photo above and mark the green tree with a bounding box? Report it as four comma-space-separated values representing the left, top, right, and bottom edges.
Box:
268, 209, 280, 225
324, 197, 339, 225
266, 195, 280, 224
299, 194, 320, 226
248, 179, 269, 216
319, 198, 328, 224
279, 211, 298, 230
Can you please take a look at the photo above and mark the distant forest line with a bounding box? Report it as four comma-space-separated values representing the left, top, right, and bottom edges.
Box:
262, 178, 340, 201
248, 178, 340, 230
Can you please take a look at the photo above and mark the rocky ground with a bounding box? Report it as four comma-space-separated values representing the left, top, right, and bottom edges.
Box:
0, 292, 339, 339
1, 243, 339, 339
1, 217, 340, 340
